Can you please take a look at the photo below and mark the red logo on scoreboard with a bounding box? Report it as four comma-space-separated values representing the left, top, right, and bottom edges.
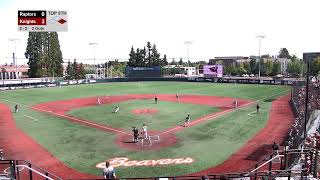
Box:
58, 19, 66, 24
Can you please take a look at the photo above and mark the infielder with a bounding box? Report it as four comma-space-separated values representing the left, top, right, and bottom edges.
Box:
113, 105, 120, 113
184, 114, 190, 127
142, 124, 148, 139
233, 99, 238, 109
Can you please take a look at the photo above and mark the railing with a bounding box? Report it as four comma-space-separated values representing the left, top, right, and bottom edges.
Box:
0, 160, 63, 180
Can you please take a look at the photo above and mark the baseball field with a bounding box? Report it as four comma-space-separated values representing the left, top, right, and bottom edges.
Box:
0, 81, 293, 179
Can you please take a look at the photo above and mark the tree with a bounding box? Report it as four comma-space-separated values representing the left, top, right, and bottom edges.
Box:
259, 59, 267, 76
66, 61, 74, 79
243, 62, 251, 74
145, 42, 152, 66
170, 58, 178, 65
265, 60, 273, 76
73, 59, 79, 79
278, 48, 291, 59
161, 54, 168, 66
249, 59, 257, 74
128, 46, 136, 67
178, 58, 184, 65
271, 61, 281, 76
151, 44, 161, 66
25, 32, 43, 77
47, 32, 63, 77
236, 63, 247, 75
78, 63, 86, 79
287, 57, 303, 77
128, 42, 164, 67
310, 56, 320, 76
25, 32, 63, 77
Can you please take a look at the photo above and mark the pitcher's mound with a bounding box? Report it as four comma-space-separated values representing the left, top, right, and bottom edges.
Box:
132, 109, 158, 115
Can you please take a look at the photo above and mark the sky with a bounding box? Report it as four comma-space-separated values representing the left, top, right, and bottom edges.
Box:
0, 0, 320, 65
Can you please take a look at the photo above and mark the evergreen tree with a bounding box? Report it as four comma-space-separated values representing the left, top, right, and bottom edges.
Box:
128, 46, 136, 67
151, 44, 161, 66
170, 58, 178, 65
162, 54, 168, 66
25, 32, 43, 77
146, 42, 152, 66
66, 61, 74, 79
73, 59, 79, 79
25, 32, 63, 78
48, 32, 63, 77
78, 63, 86, 79
178, 58, 183, 65
278, 48, 291, 59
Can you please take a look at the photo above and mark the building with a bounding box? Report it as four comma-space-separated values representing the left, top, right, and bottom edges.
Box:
276, 58, 290, 74
163, 65, 197, 77
209, 56, 250, 66
0, 65, 29, 79
303, 52, 320, 63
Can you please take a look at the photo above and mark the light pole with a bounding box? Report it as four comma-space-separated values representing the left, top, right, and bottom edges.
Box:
89, 42, 98, 78
9, 38, 20, 79
184, 41, 193, 62
256, 35, 265, 79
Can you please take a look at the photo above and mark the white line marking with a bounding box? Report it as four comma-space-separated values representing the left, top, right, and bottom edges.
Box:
1, 99, 131, 135
159, 89, 290, 136
24, 115, 38, 121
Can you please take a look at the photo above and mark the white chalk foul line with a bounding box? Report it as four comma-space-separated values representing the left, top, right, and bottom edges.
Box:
24, 115, 38, 121
159, 89, 290, 136
1, 99, 131, 136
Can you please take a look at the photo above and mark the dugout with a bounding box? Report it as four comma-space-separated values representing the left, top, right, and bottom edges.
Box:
125, 66, 161, 78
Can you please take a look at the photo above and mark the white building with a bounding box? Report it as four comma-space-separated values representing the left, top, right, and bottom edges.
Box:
181, 67, 197, 76
277, 58, 290, 74
164, 65, 197, 77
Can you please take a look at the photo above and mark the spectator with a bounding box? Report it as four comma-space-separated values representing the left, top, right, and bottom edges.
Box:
201, 175, 209, 180
103, 161, 116, 179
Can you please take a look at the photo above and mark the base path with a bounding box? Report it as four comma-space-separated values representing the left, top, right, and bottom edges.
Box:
0, 103, 99, 179
190, 94, 294, 175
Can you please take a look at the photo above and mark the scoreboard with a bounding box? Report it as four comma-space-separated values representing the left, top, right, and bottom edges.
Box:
18, 10, 68, 32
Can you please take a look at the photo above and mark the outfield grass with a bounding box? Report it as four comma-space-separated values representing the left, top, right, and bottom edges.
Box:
0, 82, 290, 178
67, 99, 219, 131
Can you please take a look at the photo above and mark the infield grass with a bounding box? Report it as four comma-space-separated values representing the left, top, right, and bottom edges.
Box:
67, 99, 219, 131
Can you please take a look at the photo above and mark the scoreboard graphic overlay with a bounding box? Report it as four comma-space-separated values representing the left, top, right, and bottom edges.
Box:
18, 10, 68, 32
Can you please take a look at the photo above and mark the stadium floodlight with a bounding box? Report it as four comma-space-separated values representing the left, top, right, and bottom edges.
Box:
88, 42, 98, 78
9, 38, 20, 79
256, 35, 266, 79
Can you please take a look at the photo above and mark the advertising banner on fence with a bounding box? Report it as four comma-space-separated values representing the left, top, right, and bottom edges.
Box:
203, 65, 223, 77
125, 66, 161, 77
